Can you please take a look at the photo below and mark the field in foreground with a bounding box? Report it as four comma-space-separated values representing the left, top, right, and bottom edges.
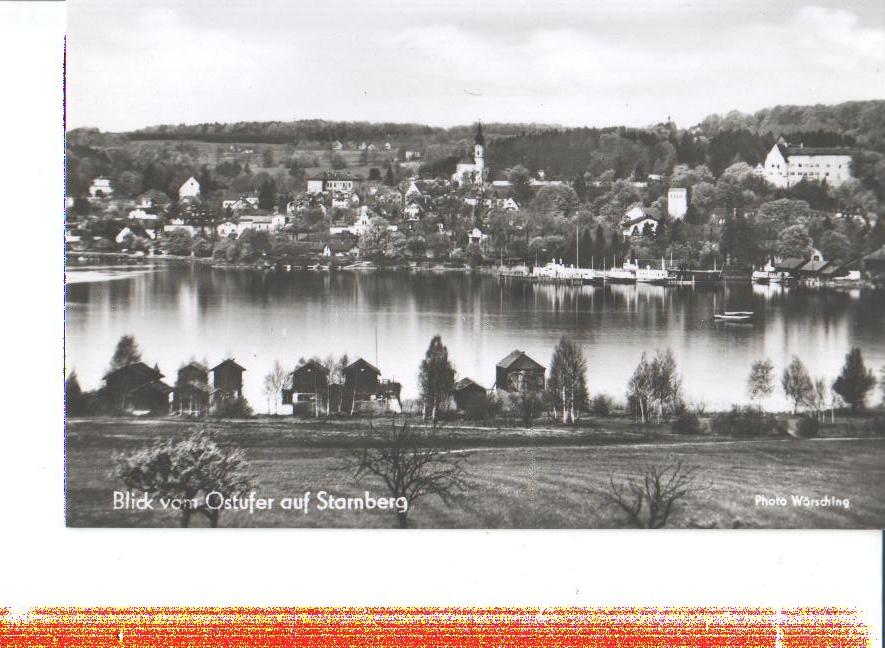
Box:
66, 418, 885, 529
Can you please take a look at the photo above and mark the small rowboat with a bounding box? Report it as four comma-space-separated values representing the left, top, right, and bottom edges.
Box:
714, 311, 754, 322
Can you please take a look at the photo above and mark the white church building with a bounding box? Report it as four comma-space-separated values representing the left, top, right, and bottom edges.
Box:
452, 123, 487, 187
763, 140, 853, 189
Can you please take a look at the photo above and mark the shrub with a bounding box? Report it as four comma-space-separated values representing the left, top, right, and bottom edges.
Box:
590, 393, 616, 417
113, 427, 254, 528
712, 405, 779, 437
795, 416, 820, 438
672, 411, 702, 435
211, 396, 253, 418
465, 394, 503, 422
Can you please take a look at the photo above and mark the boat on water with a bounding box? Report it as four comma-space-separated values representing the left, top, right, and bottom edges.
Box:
830, 270, 862, 286
604, 261, 637, 284
635, 265, 670, 285
669, 268, 724, 285
752, 261, 791, 284
531, 260, 600, 284
714, 311, 754, 322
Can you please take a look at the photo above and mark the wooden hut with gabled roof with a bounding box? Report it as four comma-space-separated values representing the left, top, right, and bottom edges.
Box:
495, 350, 546, 393
102, 362, 172, 415
453, 377, 487, 411
282, 359, 329, 416
173, 361, 210, 416
343, 358, 381, 401
211, 358, 246, 402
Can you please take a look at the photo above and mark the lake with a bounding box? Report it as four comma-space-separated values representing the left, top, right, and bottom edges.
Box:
64, 263, 885, 412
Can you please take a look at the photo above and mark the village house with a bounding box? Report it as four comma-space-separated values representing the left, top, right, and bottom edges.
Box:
404, 180, 423, 202
115, 225, 152, 245
211, 358, 245, 402
331, 140, 343, 151
89, 177, 113, 198
103, 362, 172, 415
495, 350, 546, 392
128, 208, 159, 223
468, 228, 489, 248
236, 212, 277, 235
178, 176, 201, 199
621, 204, 661, 238
135, 189, 170, 210
404, 202, 425, 221
306, 173, 361, 194
172, 362, 210, 416
163, 220, 200, 236
495, 197, 520, 211
216, 221, 237, 237
453, 377, 487, 411
331, 192, 359, 209
221, 191, 241, 209
667, 187, 688, 219
763, 140, 854, 188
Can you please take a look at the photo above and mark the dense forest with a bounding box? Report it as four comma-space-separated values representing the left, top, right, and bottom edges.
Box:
126, 120, 557, 146
698, 100, 885, 151
484, 101, 885, 181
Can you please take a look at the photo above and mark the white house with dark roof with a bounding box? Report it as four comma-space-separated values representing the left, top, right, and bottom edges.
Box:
178, 176, 201, 199
763, 141, 853, 188
88, 177, 113, 198
621, 204, 661, 238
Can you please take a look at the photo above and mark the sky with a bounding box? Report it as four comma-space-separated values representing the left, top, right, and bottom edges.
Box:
66, 0, 885, 132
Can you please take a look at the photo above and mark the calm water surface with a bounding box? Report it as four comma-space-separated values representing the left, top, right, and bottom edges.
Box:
65, 263, 885, 411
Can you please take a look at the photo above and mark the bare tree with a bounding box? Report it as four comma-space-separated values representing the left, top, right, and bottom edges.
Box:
113, 427, 254, 528
323, 353, 349, 415
262, 360, 288, 415
650, 349, 683, 422
747, 358, 775, 407
547, 335, 588, 425
347, 420, 468, 528
627, 352, 654, 423
809, 377, 830, 422
604, 460, 699, 528
627, 349, 682, 423
781, 356, 814, 414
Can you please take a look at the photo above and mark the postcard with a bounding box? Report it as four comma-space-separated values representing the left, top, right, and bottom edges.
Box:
64, 0, 885, 529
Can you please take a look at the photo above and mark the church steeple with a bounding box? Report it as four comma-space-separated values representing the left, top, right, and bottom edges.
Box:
474, 122, 485, 146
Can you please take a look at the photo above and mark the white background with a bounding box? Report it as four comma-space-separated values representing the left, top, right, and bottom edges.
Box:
0, 3, 880, 640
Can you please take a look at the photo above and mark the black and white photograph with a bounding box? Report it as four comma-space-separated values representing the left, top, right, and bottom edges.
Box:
63, 0, 885, 529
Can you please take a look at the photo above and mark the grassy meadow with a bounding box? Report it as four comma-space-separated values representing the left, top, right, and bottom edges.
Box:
65, 417, 885, 529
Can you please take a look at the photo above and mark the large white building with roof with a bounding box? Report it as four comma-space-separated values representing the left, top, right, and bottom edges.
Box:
763, 141, 853, 189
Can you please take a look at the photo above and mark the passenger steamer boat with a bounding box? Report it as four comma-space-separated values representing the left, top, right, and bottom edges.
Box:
752, 260, 791, 284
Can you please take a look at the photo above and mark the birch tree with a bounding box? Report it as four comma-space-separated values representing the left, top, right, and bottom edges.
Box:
548, 336, 588, 425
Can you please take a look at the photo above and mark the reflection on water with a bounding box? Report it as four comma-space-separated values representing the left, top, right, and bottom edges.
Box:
64, 264, 885, 411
